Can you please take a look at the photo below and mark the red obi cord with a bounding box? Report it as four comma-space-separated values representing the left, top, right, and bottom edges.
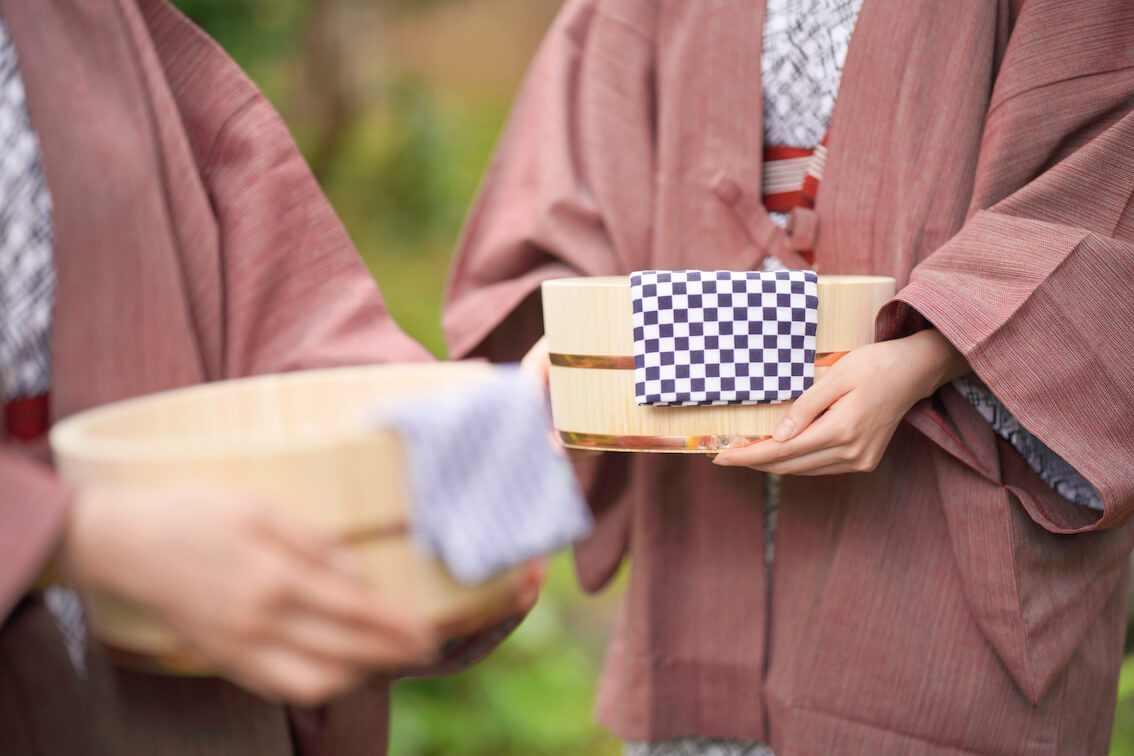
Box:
5, 393, 50, 441
762, 144, 817, 213
762, 140, 829, 266
762, 141, 828, 210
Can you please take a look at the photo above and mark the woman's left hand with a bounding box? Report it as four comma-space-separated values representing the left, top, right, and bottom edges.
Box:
713, 329, 969, 475
520, 335, 551, 386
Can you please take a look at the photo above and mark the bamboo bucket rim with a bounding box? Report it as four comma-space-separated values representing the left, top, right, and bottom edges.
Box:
49, 362, 493, 465
540, 273, 897, 451
542, 273, 898, 287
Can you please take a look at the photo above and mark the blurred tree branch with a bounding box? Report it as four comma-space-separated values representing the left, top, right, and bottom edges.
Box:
298, 0, 469, 179
298, 0, 369, 178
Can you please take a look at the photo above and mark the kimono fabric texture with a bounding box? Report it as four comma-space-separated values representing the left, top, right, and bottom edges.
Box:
0, 11, 88, 676
632, 3, 850, 755
0, 1, 515, 754
444, 0, 1134, 753
628, 4, 1095, 755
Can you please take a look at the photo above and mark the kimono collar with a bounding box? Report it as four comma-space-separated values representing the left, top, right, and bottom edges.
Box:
0, 0, 210, 421
657, 0, 960, 275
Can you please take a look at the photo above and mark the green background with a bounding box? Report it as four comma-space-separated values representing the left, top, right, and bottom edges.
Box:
172, 2, 1134, 753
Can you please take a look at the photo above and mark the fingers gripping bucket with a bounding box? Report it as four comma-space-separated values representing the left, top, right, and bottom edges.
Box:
541, 275, 896, 453
49, 363, 525, 674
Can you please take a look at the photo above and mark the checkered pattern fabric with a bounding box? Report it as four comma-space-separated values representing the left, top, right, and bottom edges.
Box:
376, 368, 592, 586
0, 16, 54, 402
624, 7, 856, 748
632, 270, 818, 406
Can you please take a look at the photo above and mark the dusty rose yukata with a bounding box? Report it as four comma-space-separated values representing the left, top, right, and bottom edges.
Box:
0, 1, 504, 753
445, 1, 1134, 754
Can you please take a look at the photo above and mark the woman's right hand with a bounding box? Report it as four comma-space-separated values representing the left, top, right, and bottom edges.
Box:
60, 484, 438, 706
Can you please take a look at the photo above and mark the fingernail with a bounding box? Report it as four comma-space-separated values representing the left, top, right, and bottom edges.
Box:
712, 454, 733, 466
772, 418, 795, 442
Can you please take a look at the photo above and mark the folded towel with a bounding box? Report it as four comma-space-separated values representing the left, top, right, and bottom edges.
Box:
631, 270, 819, 406
376, 367, 592, 585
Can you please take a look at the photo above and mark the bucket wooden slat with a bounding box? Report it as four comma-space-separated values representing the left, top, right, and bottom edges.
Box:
541, 275, 895, 452
50, 363, 523, 673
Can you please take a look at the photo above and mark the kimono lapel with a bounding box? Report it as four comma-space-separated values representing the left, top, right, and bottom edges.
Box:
662, 0, 1000, 278
817, 0, 1001, 280
655, 0, 765, 271
0, 0, 208, 420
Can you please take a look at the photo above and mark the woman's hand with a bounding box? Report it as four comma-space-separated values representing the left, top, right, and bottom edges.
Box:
61, 485, 439, 706
713, 329, 968, 475
435, 557, 547, 641
520, 335, 551, 386
508, 558, 547, 617
521, 335, 603, 459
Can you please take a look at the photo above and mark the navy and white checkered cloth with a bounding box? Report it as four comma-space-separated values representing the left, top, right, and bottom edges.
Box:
632, 270, 819, 406
376, 367, 592, 586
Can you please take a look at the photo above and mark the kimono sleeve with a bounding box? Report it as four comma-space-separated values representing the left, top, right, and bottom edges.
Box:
0, 451, 70, 622
140, 0, 526, 674
139, 0, 430, 375
877, 0, 1134, 533
443, 0, 657, 362
442, 0, 654, 593
200, 96, 432, 374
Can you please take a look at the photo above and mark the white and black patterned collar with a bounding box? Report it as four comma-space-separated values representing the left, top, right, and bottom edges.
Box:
0, 14, 55, 401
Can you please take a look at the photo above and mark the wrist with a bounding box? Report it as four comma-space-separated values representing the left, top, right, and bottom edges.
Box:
37, 492, 80, 591
903, 329, 969, 399
59, 486, 136, 599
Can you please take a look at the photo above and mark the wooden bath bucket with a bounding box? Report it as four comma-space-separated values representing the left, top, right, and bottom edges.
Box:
49, 363, 524, 674
542, 275, 896, 453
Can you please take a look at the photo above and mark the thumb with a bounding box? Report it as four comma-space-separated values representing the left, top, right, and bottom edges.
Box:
520, 336, 551, 386
772, 371, 848, 442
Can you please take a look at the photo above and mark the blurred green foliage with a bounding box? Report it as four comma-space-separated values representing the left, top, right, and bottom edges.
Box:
393, 555, 622, 756
173, 2, 1133, 754
175, 0, 302, 86
1114, 660, 1134, 756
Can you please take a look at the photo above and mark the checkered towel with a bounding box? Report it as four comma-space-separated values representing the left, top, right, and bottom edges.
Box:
632, 270, 819, 406
376, 367, 592, 586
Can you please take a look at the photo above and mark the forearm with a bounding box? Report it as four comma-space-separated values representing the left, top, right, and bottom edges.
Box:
901, 328, 971, 399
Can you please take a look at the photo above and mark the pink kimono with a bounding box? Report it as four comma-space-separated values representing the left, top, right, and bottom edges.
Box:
445, 0, 1134, 753
0, 1, 441, 752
